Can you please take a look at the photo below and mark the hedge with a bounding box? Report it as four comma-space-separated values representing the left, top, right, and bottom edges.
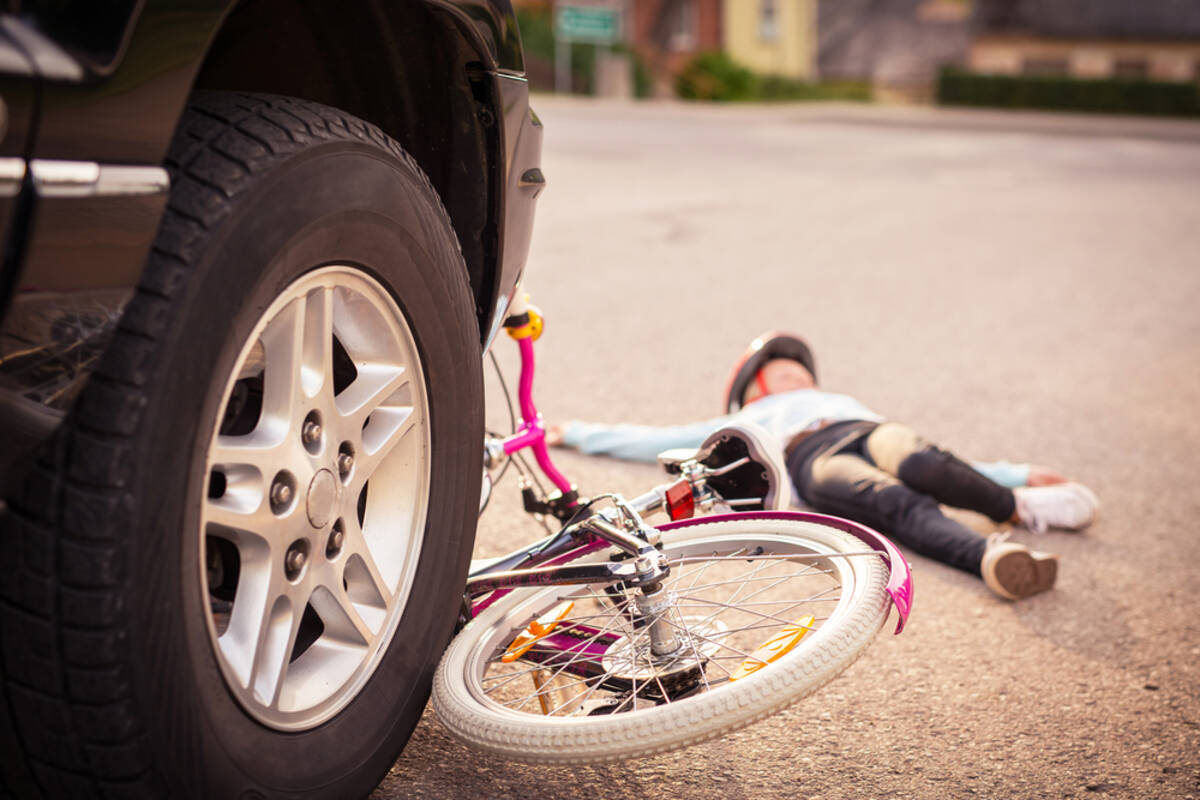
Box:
677, 51, 871, 103
937, 68, 1200, 117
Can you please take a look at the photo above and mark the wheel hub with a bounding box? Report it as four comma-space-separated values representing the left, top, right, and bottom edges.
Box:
306, 468, 338, 529
601, 617, 727, 688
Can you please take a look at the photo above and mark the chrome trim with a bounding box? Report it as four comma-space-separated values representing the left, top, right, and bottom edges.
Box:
0, 156, 24, 197
30, 159, 168, 198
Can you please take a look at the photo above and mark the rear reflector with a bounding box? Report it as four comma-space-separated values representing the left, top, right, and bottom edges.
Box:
664, 479, 695, 521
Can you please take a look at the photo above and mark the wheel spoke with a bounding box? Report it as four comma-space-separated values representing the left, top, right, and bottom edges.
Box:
204, 501, 272, 541
258, 296, 307, 422
335, 363, 410, 432
210, 432, 285, 475
249, 594, 305, 709
310, 583, 375, 646
204, 466, 272, 537
300, 285, 335, 401
355, 408, 420, 488
217, 553, 288, 690
341, 516, 393, 607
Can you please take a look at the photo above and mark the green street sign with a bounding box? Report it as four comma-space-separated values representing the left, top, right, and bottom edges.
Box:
556, 5, 621, 44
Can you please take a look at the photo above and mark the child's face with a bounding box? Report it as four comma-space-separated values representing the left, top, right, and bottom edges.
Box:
744, 359, 816, 404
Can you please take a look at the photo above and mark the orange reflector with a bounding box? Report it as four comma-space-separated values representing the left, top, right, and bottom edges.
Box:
501, 601, 575, 663
729, 615, 816, 681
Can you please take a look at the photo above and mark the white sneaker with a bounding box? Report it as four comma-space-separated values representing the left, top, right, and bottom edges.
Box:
1013, 482, 1099, 534
981, 534, 1058, 601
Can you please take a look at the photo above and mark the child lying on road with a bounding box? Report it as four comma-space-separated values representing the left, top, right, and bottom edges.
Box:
549, 332, 1099, 601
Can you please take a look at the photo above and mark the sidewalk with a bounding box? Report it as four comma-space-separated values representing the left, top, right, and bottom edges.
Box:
531, 93, 1200, 142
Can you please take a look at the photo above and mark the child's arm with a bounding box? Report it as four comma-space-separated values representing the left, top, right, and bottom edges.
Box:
559, 419, 724, 463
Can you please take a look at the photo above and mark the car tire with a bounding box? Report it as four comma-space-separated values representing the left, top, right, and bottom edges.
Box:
0, 92, 483, 799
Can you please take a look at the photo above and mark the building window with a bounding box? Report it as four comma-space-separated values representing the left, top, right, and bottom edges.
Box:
1113, 58, 1149, 80
666, 0, 697, 52
1022, 57, 1069, 77
760, 0, 779, 41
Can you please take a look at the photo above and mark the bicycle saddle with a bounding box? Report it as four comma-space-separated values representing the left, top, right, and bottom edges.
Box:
658, 422, 791, 512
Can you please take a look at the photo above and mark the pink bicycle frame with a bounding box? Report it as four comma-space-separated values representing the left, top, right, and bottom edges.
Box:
497, 336, 574, 496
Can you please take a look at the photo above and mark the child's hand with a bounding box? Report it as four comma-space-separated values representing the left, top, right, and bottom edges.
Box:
545, 423, 565, 447
1027, 465, 1068, 486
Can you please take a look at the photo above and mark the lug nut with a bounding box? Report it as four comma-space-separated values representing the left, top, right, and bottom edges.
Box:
286, 548, 307, 573
284, 540, 310, 581
270, 481, 292, 506
337, 452, 354, 477
302, 420, 322, 445
327, 525, 345, 557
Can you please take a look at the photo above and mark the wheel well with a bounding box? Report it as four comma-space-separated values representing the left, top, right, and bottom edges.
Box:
191, 0, 501, 340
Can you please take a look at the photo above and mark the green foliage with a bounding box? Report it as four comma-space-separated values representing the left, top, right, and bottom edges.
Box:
516, 6, 555, 61
676, 51, 758, 101
937, 68, 1200, 117
677, 51, 871, 103
615, 44, 654, 98
758, 75, 872, 102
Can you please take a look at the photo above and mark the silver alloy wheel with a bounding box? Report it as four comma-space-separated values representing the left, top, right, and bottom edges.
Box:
200, 266, 430, 731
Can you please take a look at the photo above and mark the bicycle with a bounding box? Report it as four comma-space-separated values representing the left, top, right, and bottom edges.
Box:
432, 294, 914, 764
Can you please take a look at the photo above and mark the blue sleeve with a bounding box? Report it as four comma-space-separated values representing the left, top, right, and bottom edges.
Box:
970, 460, 1030, 489
560, 419, 724, 463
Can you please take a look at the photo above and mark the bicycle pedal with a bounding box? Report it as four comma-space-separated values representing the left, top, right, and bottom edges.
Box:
502, 601, 575, 663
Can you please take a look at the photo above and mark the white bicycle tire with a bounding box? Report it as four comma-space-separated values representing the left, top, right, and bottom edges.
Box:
432, 517, 891, 764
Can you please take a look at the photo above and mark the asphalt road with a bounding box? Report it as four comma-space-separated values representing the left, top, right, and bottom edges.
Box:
374, 98, 1200, 800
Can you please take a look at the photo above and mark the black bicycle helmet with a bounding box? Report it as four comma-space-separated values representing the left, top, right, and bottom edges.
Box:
723, 331, 817, 413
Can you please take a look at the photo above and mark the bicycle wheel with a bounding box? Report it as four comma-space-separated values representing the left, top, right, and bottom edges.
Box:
433, 516, 891, 764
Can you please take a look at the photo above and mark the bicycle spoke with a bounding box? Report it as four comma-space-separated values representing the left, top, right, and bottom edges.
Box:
676, 594, 831, 629
668, 561, 835, 593
676, 562, 798, 637
484, 593, 639, 715
467, 524, 877, 729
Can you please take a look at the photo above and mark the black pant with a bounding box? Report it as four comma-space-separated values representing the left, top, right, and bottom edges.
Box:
787, 421, 1017, 576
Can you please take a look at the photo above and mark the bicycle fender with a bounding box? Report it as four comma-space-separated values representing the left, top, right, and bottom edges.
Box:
657, 511, 913, 634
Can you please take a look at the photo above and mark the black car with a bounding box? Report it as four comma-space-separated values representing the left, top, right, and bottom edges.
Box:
0, 2, 542, 797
